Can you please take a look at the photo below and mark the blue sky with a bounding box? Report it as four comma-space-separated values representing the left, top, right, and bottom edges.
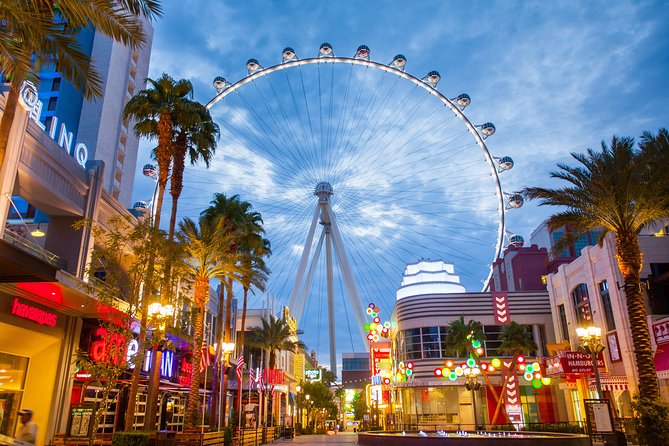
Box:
133, 0, 669, 370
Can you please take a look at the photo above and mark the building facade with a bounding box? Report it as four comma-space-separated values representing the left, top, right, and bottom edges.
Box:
390, 260, 562, 430
545, 225, 669, 421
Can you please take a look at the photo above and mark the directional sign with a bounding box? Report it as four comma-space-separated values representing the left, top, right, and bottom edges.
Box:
492, 291, 510, 325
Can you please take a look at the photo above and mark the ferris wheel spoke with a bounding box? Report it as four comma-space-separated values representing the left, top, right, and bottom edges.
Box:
264, 75, 321, 176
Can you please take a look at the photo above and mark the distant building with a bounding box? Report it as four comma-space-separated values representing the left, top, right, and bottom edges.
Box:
530, 220, 601, 272
37, 16, 154, 205
342, 352, 370, 389
489, 244, 550, 292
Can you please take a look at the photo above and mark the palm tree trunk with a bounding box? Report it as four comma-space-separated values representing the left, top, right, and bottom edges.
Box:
616, 232, 660, 400
0, 80, 21, 173
209, 286, 224, 429
125, 173, 169, 428
184, 276, 208, 430
220, 279, 234, 427
168, 136, 186, 241
239, 285, 249, 356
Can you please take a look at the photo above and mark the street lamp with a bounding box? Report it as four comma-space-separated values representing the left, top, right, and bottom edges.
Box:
463, 368, 481, 429
576, 326, 606, 398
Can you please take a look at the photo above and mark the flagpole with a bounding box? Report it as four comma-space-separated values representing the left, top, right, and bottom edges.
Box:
238, 349, 243, 432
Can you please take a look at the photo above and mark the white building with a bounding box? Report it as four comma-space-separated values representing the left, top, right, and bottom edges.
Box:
545, 223, 669, 420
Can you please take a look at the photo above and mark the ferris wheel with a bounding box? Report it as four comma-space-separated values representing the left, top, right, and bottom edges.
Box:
178, 44, 521, 372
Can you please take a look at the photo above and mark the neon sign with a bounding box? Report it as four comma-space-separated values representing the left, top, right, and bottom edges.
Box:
11, 297, 58, 326
143, 350, 175, 378
18, 81, 89, 167
90, 327, 127, 365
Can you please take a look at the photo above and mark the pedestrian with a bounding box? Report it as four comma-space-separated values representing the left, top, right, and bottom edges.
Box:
16, 409, 37, 446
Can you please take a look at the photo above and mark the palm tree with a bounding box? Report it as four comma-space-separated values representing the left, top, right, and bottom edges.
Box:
491, 322, 537, 424
124, 73, 194, 231
201, 194, 246, 427
522, 132, 669, 402
237, 210, 271, 358
167, 102, 219, 241
0, 1, 161, 180
122, 73, 194, 428
249, 314, 305, 369
178, 216, 236, 430
444, 316, 506, 424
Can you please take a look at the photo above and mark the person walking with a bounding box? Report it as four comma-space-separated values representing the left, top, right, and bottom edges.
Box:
16, 409, 37, 446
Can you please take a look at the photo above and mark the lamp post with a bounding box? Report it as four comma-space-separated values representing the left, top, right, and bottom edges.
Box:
576, 326, 605, 398
145, 301, 174, 431
464, 370, 481, 430
217, 342, 235, 429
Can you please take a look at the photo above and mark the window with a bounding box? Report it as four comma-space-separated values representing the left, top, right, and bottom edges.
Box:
552, 231, 570, 257
47, 96, 58, 111
422, 327, 440, 358
572, 283, 592, 324
599, 281, 616, 331
558, 304, 569, 342
483, 325, 503, 357
574, 234, 590, 256
404, 328, 422, 360
51, 77, 61, 91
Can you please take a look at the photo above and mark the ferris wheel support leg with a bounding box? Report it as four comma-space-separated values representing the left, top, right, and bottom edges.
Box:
294, 229, 326, 327
324, 205, 370, 351
288, 204, 322, 314
325, 226, 337, 376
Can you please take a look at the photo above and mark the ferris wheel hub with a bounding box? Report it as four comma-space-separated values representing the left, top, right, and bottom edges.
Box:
314, 181, 334, 200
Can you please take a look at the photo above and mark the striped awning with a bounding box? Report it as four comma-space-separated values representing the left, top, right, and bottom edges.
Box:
589, 376, 629, 391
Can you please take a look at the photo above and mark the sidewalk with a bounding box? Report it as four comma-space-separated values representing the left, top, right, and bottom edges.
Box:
280, 432, 357, 445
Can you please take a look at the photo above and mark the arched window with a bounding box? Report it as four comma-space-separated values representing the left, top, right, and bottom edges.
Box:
572, 283, 592, 324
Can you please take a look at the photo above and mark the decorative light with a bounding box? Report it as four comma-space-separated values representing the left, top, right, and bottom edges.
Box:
434, 368, 443, 377
30, 224, 45, 237
491, 358, 501, 368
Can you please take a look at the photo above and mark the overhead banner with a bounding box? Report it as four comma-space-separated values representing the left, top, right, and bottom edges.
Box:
491, 291, 510, 325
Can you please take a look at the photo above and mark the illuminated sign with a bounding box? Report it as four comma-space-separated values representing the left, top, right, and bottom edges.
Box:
143, 350, 175, 378
75, 370, 92, 381
179, 358, 192, 387
10, 297, 58, 326
90, 327, 128, 365
18, 81, 89, 167
370, 344, 391, 376
305, 369, 321, 382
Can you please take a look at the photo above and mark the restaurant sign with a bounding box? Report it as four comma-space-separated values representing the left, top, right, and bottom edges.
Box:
546, 350, 605, 376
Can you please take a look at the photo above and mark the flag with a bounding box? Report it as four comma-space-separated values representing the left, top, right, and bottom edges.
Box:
235, 354, 244, 382
199, 343, 211, 373
257, 368, 265, 392
249, 356, 256, 392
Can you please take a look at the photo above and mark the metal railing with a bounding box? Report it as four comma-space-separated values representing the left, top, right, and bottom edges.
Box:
3, 230, 67, 269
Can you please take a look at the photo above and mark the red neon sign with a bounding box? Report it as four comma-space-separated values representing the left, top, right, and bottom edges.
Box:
11, 297, 58, 326
90, 327, 128, 365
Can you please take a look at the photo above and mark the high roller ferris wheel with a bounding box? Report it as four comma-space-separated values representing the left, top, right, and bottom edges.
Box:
178, 44, 523, 375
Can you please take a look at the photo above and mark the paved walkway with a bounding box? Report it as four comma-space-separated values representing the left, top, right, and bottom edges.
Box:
281, 432, 358, 444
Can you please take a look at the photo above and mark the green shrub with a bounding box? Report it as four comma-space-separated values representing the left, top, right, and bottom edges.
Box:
521, 423, 584, 434
491, 424, 517, 431
633, 396, 669, 445
112, 432, 150, 446
223, 427, 233, 446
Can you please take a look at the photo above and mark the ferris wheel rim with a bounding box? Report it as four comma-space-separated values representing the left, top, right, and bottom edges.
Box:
205, 54, 506, 291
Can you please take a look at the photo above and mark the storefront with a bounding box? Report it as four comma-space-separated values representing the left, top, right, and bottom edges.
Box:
0, 294, 79, 446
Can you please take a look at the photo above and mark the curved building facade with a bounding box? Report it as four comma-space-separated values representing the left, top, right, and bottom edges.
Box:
389, 260, 563, 429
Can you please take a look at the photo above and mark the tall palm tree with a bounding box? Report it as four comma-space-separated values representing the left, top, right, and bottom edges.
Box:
237, 210, 271, 356
124, 73, 193, 231
491, 322, 537, 424
167, 103, 219, 241
200, 193, 247, 428
249, 314, 305, 369
523, 133, 669, 402
122, 73, 194, 428
443, 316, 506, 424
0, 0, 161, 179
178, 216, 236, 430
